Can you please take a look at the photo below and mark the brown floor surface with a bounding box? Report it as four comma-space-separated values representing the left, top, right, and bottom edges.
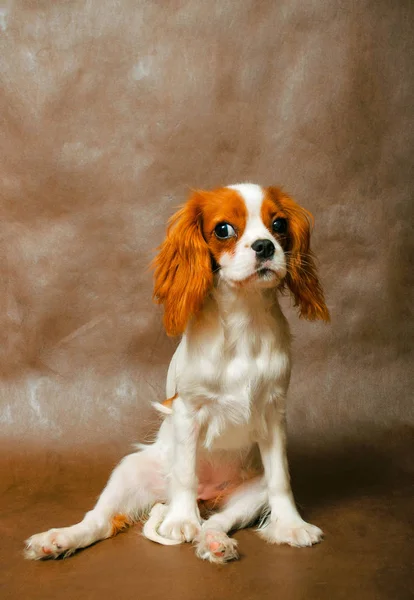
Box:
2, 427, 413, 600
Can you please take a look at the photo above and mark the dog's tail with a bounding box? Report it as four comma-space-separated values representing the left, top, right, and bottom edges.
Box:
151, 393, 177, 416
151, 401, 173, 415
142, 503, 182, 546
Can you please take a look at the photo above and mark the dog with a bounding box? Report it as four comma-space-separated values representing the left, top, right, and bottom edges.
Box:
25, 183, 329, 563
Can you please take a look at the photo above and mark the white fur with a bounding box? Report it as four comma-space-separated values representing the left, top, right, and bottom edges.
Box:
24, 184, 323, 564
220, 184, 286, 284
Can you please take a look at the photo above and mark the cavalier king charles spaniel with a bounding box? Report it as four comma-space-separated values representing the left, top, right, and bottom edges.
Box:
25, 183, 329, 564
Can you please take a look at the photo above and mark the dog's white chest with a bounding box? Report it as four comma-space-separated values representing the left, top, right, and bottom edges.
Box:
171, 312, 290, 451
164, 290, 292, 454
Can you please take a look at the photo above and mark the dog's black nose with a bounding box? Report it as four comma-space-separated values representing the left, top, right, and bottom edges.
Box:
251, 239, 275, 259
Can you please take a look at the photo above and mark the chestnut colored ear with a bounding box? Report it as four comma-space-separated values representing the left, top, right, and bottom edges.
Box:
153, 193, 213, 336
278, 192, 330, 322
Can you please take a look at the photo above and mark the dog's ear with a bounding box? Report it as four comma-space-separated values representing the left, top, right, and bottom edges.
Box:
153, 192, 213, 336
277, 191, 330, 322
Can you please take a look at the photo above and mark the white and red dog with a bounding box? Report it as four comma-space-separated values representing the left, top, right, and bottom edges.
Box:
25, 183, 329, 563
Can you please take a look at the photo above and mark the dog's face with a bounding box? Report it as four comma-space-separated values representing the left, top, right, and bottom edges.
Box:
154, 183, 330, 336
200, 184, 288, 290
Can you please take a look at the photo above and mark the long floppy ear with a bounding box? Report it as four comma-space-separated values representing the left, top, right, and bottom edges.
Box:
153, 193, 213, 336
279, 192, 330, 322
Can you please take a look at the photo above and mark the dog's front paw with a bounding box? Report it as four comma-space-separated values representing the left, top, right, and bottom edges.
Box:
158, 512, 201, 543
259, 519, 323, 548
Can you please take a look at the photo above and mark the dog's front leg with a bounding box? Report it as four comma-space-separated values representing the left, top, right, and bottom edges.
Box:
258, 402, 323, 547
158, 396, 201, 542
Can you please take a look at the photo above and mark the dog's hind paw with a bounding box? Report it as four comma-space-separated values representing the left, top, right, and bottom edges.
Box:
24, 529, 75, 560
195, 529, 239, 564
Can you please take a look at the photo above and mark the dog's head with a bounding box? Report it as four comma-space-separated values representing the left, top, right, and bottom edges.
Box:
153, 183, 330, 336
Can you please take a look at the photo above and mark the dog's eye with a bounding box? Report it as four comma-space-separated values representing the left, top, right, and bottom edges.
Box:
214, 222, 237, 240
272, 218, 287, 234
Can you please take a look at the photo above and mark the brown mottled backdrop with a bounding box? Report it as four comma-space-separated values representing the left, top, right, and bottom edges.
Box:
1, 1, 413, 599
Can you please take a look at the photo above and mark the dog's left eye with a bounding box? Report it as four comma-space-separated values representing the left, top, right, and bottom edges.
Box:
272, 218, 287, 234
214, 222, 237, 240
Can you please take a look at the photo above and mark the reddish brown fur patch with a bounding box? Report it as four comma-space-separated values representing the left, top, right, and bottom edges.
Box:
199, 187, 247, 260
265, 187, 330, 322
110, 514, 133, 537
260, 192, 289, 250
153, 188, 247, 336
153, 192, 213, 336
162, 392, 178, 408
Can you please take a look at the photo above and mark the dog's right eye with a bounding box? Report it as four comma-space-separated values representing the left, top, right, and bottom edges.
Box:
214, 222, 237, 240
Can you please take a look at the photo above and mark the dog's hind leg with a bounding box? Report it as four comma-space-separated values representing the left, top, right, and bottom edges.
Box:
24, 447, 166, 560
195, 476, 268, 564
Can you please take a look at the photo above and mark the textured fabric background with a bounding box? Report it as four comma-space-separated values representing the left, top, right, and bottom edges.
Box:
1, 1, 413, 598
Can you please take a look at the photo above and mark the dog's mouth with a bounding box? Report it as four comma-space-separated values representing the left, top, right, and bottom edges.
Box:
254, 267, 280, 285
257, 267, 273, 278
231, 266, 281, 288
